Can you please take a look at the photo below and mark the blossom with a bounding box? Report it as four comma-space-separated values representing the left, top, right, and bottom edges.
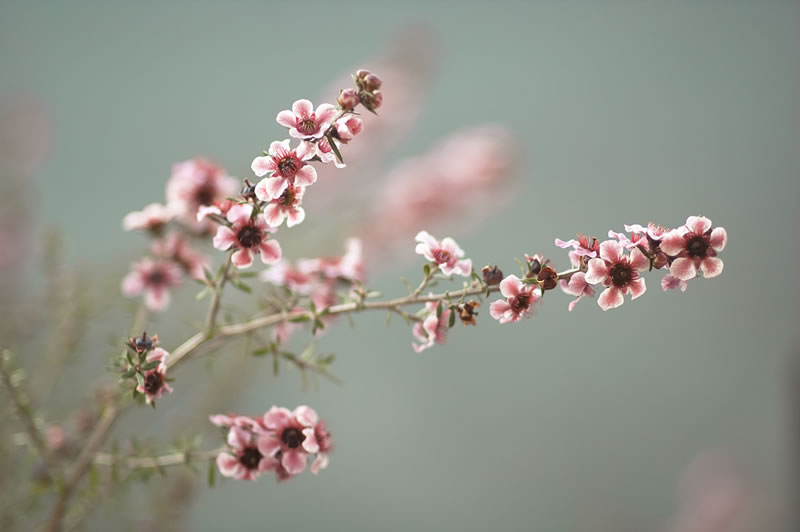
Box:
662, 274, 689, 292
585, 240, 649, 310
489, 275, 541, 323
121, 258, 182, 311
297, 238, 365, 283
212, 204, 282, 269
166, 158, 237, 228
276, 99, 337, 140
314, 137, 346, 168
554, 234, 599, 258
335, 116, 363, 142
216, 426, 277, 481
260, 261, 315, 294
151, 232, 208, 280
122, 203, 175, 233
412, 299, 451, 353
311, 420, 333, 475
258, 184, 306, 228
196, 199, 235, 222
209, 414, 260, 429
251, 140, 317, 199
559, 272, 595, 311
414, 231, 472, 277
135, 347, 172, 404
659, 216, 727, 281
260, 406, 320, 475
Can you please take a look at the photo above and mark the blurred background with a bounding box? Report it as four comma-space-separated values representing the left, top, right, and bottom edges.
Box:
0, 1, 797, 531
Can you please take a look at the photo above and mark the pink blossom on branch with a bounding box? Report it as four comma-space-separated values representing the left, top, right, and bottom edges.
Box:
559, 272, 595, 312
259, 406, 321, 475
122, 203, 176, 233
135, 347, 173, 404
251, 140, 317, 199
414, 231, 472, 277
412, 299, 451, 353
151, 232, 208, 280
121, 258, 182, 311
216, 426, 278, 481
276, 99, 337, 140
660, 216, 727, 281
489, 275, 542, 323
585, 240, 649, 311
212, 204, 282, 269
258, 184, 306, 228
166, 158, 237, 230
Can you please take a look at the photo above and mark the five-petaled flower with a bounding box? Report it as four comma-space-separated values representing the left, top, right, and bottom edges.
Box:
251, 140, 317, 199
412, 299, 451, 353
585, 240, 649, 311
135, 347, 172, 404
260, 406, 320, 475
121, 258, 183, 311
276, 99, 338, 140
659, 216, 727, 281
216, 425, 278, 481
415, 231, 472, 277
122, 203, 175, 233
489, 275, 542, 323
212, 204, 282, 268
257, 183, 306, 228
166, 158, 237, 228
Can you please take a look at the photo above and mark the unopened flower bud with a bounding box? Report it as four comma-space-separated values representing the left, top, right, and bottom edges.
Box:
525, 254, 542, 277
359, 90, 383, 113
482, 265, 504, 285
537, 266, 558, 290
337, 88, 360, 110
652, 250, 669, 270
371, 90, 383, 109
354, 69, 370, 81
363, 73, 382, 91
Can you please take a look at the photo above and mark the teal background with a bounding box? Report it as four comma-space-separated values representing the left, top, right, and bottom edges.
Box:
1, 1, 798, 530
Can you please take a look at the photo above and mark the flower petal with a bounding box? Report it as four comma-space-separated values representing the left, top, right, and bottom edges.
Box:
292, 99, 313, 118
232, 248, 254, 269
629, 277, 646, 299
281, 449, 308, 475
585, 258, 609, 284
251, 156, 273, 178
276, 110, 296, 129
670, 257, 696, 281
700, 257, 724, 278
597, 287, 624, 311
293, 165, 317, 187
709, 227, 727, 252
259, 239, 282, 265
499, 275, 522, 298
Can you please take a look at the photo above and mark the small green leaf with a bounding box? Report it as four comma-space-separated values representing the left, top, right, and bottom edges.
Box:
141, 360, 160, 371
208, 458, 216, 487
327, 134, 344, 163
135, 373, 144, 388
288, 314, 311, 323
436, 300, 443, 318
252, 346, 272, 357
231, 279, 252, 293
237, 271, 260, 278
272, 355, 280, 376
121, 368, 137, 379
423, 263, 431, 277
195, 287, 211, 301
448, 310, 456, 328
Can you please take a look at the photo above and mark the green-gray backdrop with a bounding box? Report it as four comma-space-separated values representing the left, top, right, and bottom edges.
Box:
1, 1, 797, 530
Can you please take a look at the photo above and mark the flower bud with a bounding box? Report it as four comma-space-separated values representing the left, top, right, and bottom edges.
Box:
371, 90, 383, 109
354, 69, 370, 81
537, 266, 558, 290
652, 250, 669, 270
482, 265, 504, 285
337, 88, 360, 110
363, 73, 382, 91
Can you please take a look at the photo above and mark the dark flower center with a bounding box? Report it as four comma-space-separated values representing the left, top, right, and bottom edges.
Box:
686, 236, 710, 258
281, 427, 305, 449
237, 225, 262, 248
194, 184, 215, 206
239, 447, 263, 470
277, 156, 300, 177
298, 118, 317, 135
146, 269, 166, 286
609, 263, 633, 287
510, 293, 531, 313
143, 372, 163, 395
432, 248, 452, 264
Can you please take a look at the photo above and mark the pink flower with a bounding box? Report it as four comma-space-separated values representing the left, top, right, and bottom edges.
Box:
258, 184, 306, 228
212, 204, 282, 269
662, 274, 689, 292
489, 275, 541, 323
412, 299, 451, 353
559, 272, 595, 312
166, 158, 237, 228
259, 406, 320, 475
554, 234, 599, 258
121, 258, 182, 311
659, 216, 727, 281
585, 240, 649, 310
135, 347, 172, 404
260, 261, 315, 294
311, 420, 333, 475
335, 116, 363, 142
209, 414, 260, 429
196, 199, 235, 222
216, 426, 277, 481
314, 137, 346, 168
298, 238, 365, 283
414, 231, 472, 277
152, 232, 208, 281
251, 140, 317, 199
276, 99, 337, 140
122, 203, 175, 233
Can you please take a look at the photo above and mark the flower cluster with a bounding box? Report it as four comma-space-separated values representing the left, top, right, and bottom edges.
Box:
122, 332, 173, 405
210, 406, 332, 481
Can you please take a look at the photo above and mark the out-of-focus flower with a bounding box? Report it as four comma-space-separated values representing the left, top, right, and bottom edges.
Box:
298, 237, 365, 283
276, 99, 337, 140
412, 299, 451, 353
196, 199, 235, 222
216, 426, 277, 481
311, 420, 333, 475
260, 406, 320, 475
252, 140, 317, 199
121, 258, 182, 311
414, 231, 472, 277
212, 204, 282, 269
489, 275, 541, 324
122, 203, 176, 233
662, 274, 689, 292
151, 232, 208, 280
166, 158, 238, 229
135, 347, 172, 404
585, 240, 649, 311
660, 216, 727, 281
259, 184, 306, 228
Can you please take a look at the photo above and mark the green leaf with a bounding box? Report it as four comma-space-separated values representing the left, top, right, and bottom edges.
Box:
237, 271, 260, 278
208, 458, 216, 487
299, 344, 315, 361
195, 287, 211, 301
203, 267, 215, 284
141, 360, 160, 371
272, 355, 280, 376
436, 300, 443, 318
126, 350, 136, 367
288, 314, 311, 323
448, 310, 456, 328
327, 134, 344, 163
230, 279, 252, 293
135, 373, 144, 388
121, 368, 137, 379
252, 346, 272, 357
423, 263, 431, 277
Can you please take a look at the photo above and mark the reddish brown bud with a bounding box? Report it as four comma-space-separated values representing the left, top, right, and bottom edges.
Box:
363, 73, 382, 91
482, 265, 504, 285
652, 251, 669, 270
537, 266, 558, 290
458, 300, 480, 326
337, 88, 360, 110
